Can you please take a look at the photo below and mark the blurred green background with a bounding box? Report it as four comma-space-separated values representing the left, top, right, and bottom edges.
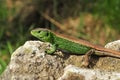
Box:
0, 0, 120, 75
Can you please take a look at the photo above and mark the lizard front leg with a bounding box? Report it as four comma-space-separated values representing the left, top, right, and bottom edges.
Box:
45, 44, 57, 54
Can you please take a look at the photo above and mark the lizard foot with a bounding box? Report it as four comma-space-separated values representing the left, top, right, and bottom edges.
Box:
45, 44, 56, 54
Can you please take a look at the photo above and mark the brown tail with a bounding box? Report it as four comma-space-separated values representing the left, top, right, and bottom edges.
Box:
93, 45, 120, 58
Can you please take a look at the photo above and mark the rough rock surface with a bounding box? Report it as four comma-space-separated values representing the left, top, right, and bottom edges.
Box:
105, 40, 120, 51
0, 41, 65, 80
0, 40, 120, 80
58, 65, 120, 80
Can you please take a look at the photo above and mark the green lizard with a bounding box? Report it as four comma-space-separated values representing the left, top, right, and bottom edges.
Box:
31, 28, 120, 66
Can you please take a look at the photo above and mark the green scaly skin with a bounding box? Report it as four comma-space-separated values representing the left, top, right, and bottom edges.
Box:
31, 28, 120, 59
31, 28, 91, 54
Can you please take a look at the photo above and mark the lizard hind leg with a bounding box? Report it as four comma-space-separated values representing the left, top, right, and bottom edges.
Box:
81, 49, 95, 68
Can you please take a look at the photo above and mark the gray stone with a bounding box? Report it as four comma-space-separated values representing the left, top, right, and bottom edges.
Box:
1, 41, 120, 80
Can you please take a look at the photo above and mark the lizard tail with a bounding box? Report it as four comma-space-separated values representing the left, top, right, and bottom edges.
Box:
93, 45, 120, 58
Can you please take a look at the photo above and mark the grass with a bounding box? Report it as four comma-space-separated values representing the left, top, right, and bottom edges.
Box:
0, 59, 7, 74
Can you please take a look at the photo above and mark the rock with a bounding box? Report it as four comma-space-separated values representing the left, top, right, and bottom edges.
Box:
105, 40, 120, 51
58, 65, 120, 80
0, 41, 120, 80
0, 41, 64, 80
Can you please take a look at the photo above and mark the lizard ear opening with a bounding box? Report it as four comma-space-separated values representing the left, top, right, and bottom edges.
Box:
46, 32, 49, 36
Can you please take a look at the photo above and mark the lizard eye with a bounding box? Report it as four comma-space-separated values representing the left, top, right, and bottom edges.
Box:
38, 31, 41, 33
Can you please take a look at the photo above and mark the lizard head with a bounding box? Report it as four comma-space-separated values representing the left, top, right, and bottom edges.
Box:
31, 28, 53, 42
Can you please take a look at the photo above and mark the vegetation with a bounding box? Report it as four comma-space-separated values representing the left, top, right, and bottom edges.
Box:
0, 0, 120, 75
93, 0, 120, 30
